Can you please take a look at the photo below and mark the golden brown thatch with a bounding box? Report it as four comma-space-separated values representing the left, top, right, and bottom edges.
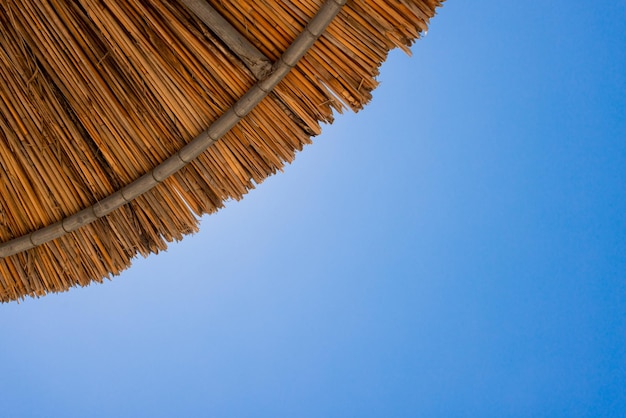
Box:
0, 0, 443, 302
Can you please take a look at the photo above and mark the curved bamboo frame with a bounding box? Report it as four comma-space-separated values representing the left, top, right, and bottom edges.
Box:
0, 0, 346, 258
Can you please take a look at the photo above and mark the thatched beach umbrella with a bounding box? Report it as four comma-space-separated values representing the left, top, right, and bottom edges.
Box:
0, 0, 443, 302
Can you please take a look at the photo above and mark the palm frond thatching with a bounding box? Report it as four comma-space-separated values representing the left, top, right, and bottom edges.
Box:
0, 0, 443, 302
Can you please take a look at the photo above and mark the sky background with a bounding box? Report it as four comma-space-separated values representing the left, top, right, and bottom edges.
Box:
1, 1, 625, 417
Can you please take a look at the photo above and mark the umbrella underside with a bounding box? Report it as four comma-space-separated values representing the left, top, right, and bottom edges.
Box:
0, 0, 442, 302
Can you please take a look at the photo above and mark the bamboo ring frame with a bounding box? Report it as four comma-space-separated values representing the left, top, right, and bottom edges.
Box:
0, 0, 347, 258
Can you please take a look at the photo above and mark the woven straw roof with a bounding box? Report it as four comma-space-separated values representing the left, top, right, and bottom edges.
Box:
0, 0, 443, 302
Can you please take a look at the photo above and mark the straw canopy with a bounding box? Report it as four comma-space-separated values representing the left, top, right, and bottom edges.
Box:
0, 0, 443, 302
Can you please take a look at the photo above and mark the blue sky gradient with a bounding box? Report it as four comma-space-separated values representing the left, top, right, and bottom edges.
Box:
2, 1, 625, 417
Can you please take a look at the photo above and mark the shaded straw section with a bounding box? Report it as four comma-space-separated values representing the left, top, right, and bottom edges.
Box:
0, 0, 443, 302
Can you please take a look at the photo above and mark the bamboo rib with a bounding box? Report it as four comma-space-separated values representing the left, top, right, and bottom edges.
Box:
181, 0, 272, 79
0, 0, 443, 302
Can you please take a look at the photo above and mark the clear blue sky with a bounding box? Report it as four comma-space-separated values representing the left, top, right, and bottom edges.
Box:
2, 1, 625, 417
